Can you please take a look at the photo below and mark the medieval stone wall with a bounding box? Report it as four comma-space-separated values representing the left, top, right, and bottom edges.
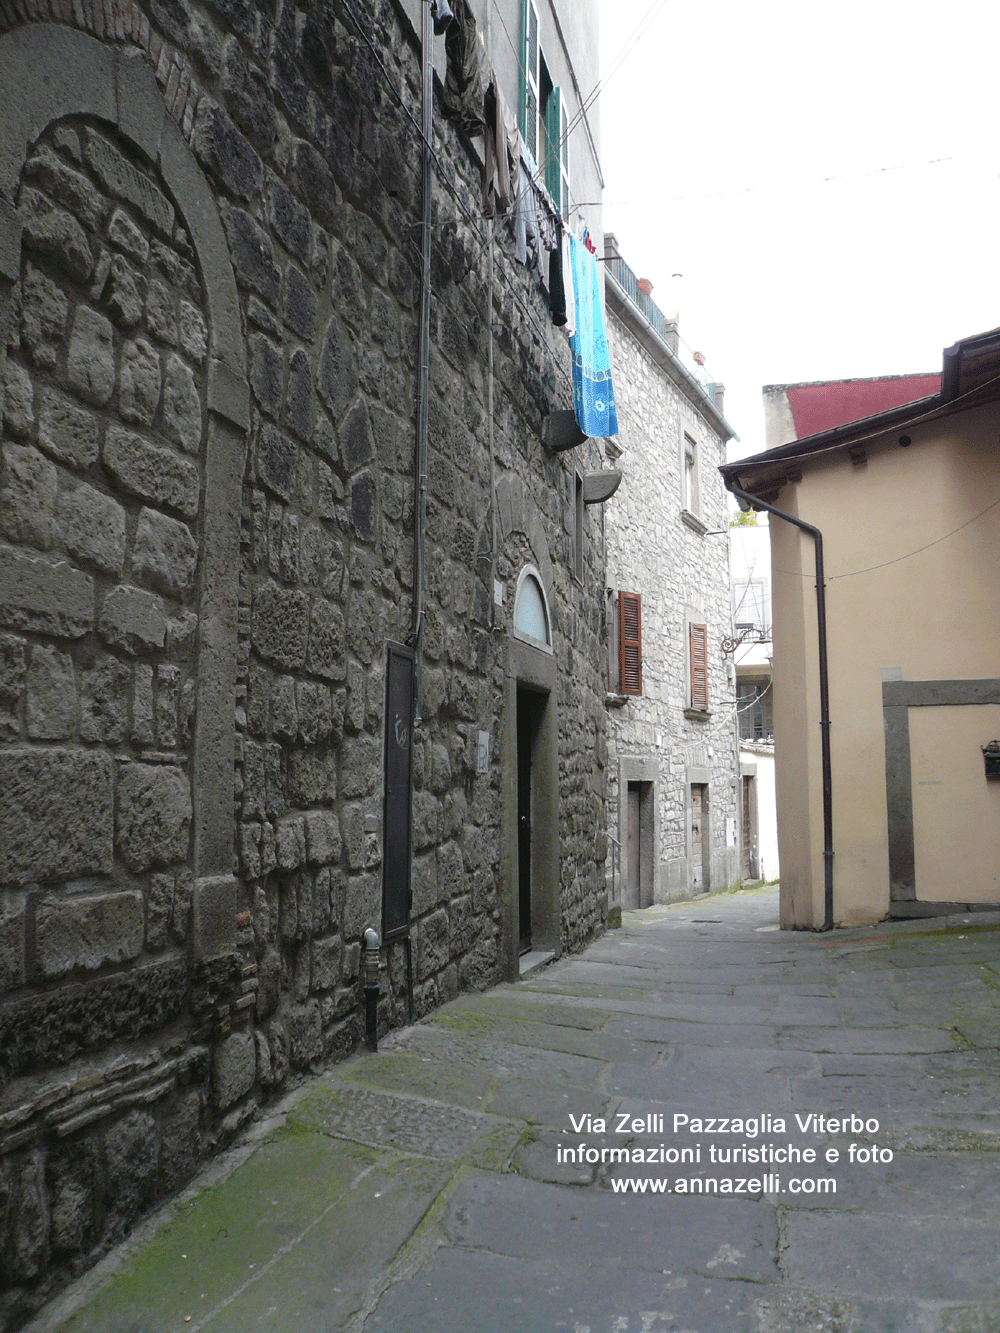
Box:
0, 0, 608, 1321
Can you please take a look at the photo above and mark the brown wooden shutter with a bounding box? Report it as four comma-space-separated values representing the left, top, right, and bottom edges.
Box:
690, 622, 709, 710
618, 591, 642, 695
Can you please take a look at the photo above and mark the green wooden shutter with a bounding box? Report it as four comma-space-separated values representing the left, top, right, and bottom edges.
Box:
545, 85, 561, 202
520, 0, 539, 164
619, 591, 642, 695
559, 95, 570, 217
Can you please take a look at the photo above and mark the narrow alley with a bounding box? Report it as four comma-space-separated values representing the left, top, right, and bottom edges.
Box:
31, 887, 1000, 1333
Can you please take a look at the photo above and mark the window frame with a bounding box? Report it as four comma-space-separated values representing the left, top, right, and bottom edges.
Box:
618, 590, 642, 696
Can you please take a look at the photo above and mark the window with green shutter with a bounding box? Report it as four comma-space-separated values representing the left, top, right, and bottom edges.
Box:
520, 0, 540, 165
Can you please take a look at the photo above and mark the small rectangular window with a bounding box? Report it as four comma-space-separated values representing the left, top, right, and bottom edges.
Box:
689, 622, 709, 710
618, 591, 642, 695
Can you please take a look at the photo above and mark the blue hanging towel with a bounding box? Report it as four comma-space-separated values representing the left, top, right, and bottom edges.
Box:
569, 234, 618, 438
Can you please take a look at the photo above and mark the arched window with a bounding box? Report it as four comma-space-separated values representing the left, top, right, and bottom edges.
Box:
513, 566, 552, 652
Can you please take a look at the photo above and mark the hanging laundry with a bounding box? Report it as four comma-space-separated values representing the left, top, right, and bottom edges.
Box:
430, 0, 454, 34
513, 163, 545, 279
561, 225, 575, 338
483, 76, 518, 216
440, 0, 484, 133
549, 227, 566, 326
569, 233, 618, 438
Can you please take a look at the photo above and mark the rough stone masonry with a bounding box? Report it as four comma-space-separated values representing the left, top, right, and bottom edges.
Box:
0, 0, 609, 1322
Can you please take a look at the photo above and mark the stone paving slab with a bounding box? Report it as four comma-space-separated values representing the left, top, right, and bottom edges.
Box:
362, 1248, 762, 1333
30, 885, 1000, 1333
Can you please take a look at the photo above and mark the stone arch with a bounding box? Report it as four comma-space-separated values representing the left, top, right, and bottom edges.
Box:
0, 25, 248, 959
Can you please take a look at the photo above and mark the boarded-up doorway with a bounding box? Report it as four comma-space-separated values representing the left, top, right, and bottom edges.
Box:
691, 782, 711, 893
625, 780, 654, 909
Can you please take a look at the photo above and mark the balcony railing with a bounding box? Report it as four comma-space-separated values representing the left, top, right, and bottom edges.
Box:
605, 250, 720, 406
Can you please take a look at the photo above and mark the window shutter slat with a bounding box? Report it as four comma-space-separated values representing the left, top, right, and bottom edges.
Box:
690, 622, 709, 710
545, 86, 561, 203
618, 591, 642, 695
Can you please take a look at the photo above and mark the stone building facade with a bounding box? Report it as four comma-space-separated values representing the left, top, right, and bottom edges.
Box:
0, 0, 609, 1319
603, 241, 741, 906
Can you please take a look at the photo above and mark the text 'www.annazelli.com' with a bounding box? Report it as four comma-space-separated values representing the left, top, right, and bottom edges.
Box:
608, 1175, 835, 1195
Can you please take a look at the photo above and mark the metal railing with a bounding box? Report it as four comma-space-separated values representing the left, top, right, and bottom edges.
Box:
605, 251, 720, 405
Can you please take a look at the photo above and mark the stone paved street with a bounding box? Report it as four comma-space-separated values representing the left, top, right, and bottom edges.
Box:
28, 886, 1000, 1333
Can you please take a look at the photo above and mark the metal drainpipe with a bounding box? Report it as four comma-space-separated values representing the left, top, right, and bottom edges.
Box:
412, 0, 434, 719
725, 481, 834, 931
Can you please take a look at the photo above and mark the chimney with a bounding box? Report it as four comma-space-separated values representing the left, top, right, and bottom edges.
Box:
712, 382, 725, 414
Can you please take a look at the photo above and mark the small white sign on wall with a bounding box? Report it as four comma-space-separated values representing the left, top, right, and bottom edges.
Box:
477, 730, 490, 773
726, 816, 736, 848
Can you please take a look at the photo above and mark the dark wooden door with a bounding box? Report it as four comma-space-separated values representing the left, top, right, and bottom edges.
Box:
517, 687, 533, 953
625, 782, 640, 909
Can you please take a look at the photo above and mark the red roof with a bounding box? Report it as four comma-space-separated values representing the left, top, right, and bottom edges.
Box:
785, 374, 941, 439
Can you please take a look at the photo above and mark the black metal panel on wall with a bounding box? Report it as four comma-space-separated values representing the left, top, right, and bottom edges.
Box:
383, 642, 415, 941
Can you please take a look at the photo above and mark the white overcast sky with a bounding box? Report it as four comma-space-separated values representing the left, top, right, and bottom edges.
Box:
597, 0, 1000, 460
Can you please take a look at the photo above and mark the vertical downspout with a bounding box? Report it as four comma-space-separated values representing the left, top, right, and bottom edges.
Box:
726, 482, 834, 931
412, 0, 434, 719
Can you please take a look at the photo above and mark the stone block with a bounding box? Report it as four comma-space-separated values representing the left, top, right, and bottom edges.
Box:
131, 507, 198, 598
339, 736, 379, 799
115, 762, 192, 872
132, 662, 154, 743
2, 360, 34, 436
256, 421, 296, 500
0, 547, 93, 637
221, 204, 281, 307
10, 1151, 49, 1282
288, 749, 336, 806
163, 353, 203, 454
105, 1110, 158, 1240
250, 333, 282, 421
411, 851, 440, 917
296, 680, 331, 745
21, 263, 67, 368
0, 898, 26, 989
251, 581, 309, 669
80, 655, 130, 744
67, 305, 114, 405
306, 597, 346, 681
104, 253, 145, 328
270, 672, 297, 739
193, 97, 264, 202
284, 346, 314, 442
20, 187, 93, 282
286, 1000, 322, 1067
98, 584, 166, 654
412, 790, 441, 851
0, 748, 113, 882
106, 207, 149, 262
104, 426, 200, 517
35, 890, 144, 976
147, 872, 173, 948
282, 265, 317, 342
62, 482, 127, 576
168, 315, 203, 392
145, 278, 178, 345
212, 1030, 256, 1109
311, 935, 341, 992
418, 908, 450, 977
85, 130, 175, 236
341, 403, 374, 472
342, 872, 379, 939
276, 815, 306, 870
23, 148, 106, 230
317, 316, 357, 419
304, 809, 341, 867
37, 387, 100, 469
25, 644, 76, 739
0, 443, 57, 549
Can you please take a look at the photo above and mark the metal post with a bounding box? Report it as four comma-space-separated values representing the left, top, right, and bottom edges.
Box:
363, 927, 380, 1051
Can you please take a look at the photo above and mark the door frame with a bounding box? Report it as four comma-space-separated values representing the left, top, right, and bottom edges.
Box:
502, 636, 559, 979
